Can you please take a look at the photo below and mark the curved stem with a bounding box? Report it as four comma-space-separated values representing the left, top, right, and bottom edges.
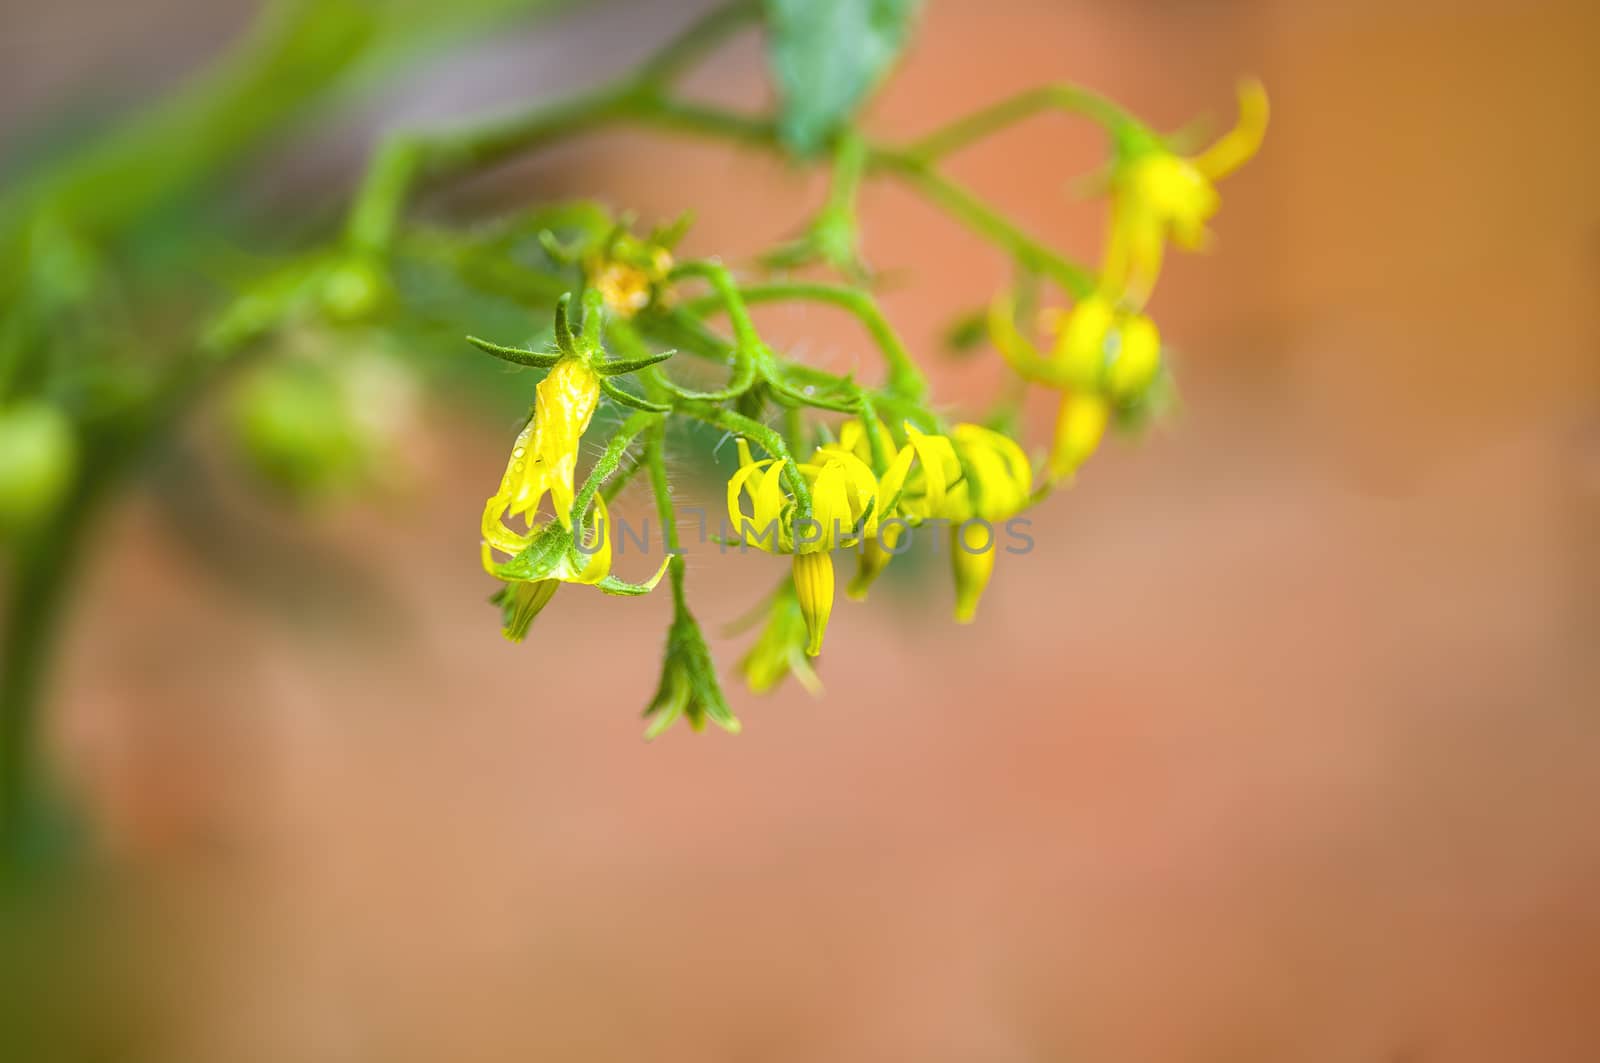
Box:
695, 281, 928, 400
677, 403, 812, 523
872, 154, 1096, 297
643, 422, 689, 611
633, 0, 761, 87
571, 410, 663, 530
902, 84, 1137, 163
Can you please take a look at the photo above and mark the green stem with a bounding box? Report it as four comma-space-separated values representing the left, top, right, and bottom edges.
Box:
677, 403, 811, 523
643, 424, 688, 610
344, 2, 772, 256
346, 85, 636, 253
826, 131, 869, 215
0, 536, 73, 877
872, 154, 1096, 297
571, 410, 663, 529
633, 0, 762, 87
696, 281, 928, 400
902, 84, 1137, 163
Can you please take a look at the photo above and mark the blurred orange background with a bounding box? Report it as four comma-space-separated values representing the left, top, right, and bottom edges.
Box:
6, 0, 1599, 1059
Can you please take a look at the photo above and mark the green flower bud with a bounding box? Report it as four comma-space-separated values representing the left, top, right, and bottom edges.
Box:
228, 360, 360, 498
0, 401, 78, 536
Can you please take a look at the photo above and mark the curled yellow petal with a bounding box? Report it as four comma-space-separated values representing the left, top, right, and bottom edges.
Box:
487, 355, 600, 544
569, 493, 614, 585
1193, 78, 1269, 181
754, 459, 790, 548
726, 453, 771, 544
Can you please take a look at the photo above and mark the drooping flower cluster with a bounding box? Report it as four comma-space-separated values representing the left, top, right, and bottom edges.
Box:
990, 80, 1268, 481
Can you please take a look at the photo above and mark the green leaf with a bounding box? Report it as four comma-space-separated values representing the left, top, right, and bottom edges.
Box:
764, 0, 921, 156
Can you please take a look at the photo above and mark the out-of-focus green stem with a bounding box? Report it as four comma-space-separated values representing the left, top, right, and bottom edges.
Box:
675, 403, 812, 524
900, 84, 1137, 163
870, 153, 1096, 297
345, 0, 769, 255
0, 533, 73, 877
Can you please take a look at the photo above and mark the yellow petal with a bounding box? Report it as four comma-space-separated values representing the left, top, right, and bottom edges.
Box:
726, 455, 771, 541
906, 425, 955, 515
806, 461, 850, 551
792, 550, 835, 657
1048, 392, 1110, 481
1055, 294, 1115, 387
877, 443, 916, 514
530, 357, 600, 527
754, 459, 789, 545
951, 525, 997, 623
1193, 78, 1269, 181
1107, 313, 1162, 401
571, 493, 614, 584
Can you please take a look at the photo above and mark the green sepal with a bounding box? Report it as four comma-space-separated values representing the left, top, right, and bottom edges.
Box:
599, 377, 671, 413
490, 523, 574, 582
596, 557, 670, 597
648, 211, 694, 251
593, 349, 677, 377
643, 345, 757, 402
580, 288, 606, 350
764, 371, 859, 414
643, 608, 741, 738
465, 335, 563, 368
1112, 362, 1179, 436
553, 291, 578, 355
491, 580, 559, 642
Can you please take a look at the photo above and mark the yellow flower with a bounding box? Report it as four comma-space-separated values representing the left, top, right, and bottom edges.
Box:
1047, 295, 1162, 400
726, 439, 878, 656
990, 289, 1164, 482
1041, 297, 1160, 481
945, 423, 1032, 524
1100, 79, 1268, 306
482, 355, 599, 555
585, 244, 673, 318
843, 422, 958, 600
862, 421, 1033, 622
942, 424, 1033, 624
991, 291, 1163, 400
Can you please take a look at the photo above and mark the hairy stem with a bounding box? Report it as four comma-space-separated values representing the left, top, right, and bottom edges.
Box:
644, 423, 689, 610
